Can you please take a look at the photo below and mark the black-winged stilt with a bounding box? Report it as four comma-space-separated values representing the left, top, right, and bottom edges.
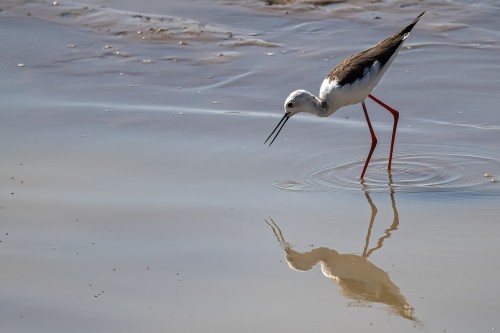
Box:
265, 12, 426, 179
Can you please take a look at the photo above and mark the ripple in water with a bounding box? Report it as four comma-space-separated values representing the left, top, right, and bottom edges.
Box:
273, 152, 500, 196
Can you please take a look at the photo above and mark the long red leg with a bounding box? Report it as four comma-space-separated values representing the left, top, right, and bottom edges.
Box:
368, 94, 399, 171
361, 102, 377, 179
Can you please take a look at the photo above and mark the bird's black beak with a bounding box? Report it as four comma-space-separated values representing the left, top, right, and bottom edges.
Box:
265, 113, 290, 146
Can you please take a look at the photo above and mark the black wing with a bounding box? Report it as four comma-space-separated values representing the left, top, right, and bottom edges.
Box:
326, 11, 426, 86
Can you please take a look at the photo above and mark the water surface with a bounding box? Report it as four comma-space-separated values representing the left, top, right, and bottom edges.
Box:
1, 0, 500, 332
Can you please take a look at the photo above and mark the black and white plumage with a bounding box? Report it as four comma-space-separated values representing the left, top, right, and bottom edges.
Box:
265, 12, 426, 179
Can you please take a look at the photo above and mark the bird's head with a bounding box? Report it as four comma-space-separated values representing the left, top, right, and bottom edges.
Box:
265, 90, 324, 146
284, 89, 321, 116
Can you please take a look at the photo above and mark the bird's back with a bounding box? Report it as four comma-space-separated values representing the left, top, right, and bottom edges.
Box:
326, 11, 426, 87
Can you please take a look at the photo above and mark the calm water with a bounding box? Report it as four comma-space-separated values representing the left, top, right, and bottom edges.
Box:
1, 0, 500, 332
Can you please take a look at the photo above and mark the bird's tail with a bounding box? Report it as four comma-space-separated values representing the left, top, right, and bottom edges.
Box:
400, 11, 427, 35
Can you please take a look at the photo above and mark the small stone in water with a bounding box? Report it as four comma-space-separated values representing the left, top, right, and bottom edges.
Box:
53, 1, 59, 5
17, 63, 25, 67
484, 173, 492, 177
490, 178, 498, 183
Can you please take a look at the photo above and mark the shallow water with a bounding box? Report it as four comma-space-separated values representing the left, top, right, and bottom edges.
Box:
1, 0, 500, 332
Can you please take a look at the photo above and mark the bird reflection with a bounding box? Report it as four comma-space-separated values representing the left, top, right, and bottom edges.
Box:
266, 182, 418, 322
360, 175, 399, 258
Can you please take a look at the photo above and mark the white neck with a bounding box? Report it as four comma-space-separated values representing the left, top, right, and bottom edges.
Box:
301, 91, 328, 117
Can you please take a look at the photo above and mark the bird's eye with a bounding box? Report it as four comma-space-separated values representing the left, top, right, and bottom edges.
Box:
287, 102, 293, 108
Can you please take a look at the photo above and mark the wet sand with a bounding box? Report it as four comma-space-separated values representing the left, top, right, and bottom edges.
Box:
1, 0, 500, 332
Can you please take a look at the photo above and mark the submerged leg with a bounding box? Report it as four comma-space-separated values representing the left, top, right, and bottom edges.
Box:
368, 94, 399, 170
361, 102, 377, 179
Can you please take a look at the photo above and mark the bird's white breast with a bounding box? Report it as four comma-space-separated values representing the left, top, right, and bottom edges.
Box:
320, 61, 383, 113
319, 41, 404, 114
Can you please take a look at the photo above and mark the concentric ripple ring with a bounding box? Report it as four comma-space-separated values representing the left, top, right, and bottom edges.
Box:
273, 152, 500, 196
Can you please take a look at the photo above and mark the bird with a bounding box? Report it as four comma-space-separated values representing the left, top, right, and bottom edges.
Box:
265, 11, 426, 179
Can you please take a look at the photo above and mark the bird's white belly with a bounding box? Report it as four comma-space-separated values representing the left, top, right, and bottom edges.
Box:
319, 42, 403, 114
335, 78, 377, 105
320, 62, 384, 111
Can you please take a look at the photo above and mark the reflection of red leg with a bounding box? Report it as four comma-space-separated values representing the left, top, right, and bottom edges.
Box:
368, 94, 399, 171
361, 102, 377, 179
